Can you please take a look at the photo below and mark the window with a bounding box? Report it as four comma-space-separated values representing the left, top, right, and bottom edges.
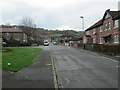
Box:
99, 26, 103, 32
104, 22, 111, 30
114, 20, 119, 28
93, 38, 96, 44
114, 34, 119, 43
93, 29, 96, 34
108, 22, 111, 30
105, 23, 108, 30
99, 37, 104, 44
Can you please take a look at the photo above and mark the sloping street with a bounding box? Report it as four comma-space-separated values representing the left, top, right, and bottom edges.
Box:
49, 43, 118, 88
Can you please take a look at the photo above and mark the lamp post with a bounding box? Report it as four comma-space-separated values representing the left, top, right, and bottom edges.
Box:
80, 16, 84, 31
80, 16, 85, 49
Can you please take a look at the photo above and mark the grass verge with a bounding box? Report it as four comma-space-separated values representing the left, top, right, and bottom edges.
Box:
2, 47, 42, 72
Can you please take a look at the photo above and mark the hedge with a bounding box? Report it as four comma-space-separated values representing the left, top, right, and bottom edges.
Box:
18, 42, 31, 46
6, 40, 20, 47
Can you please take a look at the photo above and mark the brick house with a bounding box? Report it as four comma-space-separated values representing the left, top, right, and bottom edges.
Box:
0, 27, 27, 41
84, 9, 120, 45
58, 35, 72, 44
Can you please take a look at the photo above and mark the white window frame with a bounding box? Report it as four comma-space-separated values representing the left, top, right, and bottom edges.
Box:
93, 38, 96, 44
99, 26, 103, 32
105, 23, 108, 31
108, 22, 111, 30
99, 37, 104, 44
114, 34, 119, 43
114, 20, 119, 28
93, 29, 96, 34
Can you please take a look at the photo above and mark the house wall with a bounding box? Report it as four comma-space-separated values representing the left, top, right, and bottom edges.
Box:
83, 35, 93, 44
99, 18, 119, 44
2, 32, 27, 41
85, 18, 120, 45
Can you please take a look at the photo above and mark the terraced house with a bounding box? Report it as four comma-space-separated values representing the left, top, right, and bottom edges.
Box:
84, 9, 120, 45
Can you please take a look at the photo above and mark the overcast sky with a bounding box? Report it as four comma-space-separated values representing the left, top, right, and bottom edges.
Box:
0, 0, 120, 31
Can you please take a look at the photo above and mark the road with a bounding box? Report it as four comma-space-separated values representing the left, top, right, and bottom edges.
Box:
39, 43, 118, 88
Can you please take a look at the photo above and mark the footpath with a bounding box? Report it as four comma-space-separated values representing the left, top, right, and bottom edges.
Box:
2, 50, 54, 89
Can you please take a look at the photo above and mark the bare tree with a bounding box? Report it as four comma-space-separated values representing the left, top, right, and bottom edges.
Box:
19, 16, 37, 41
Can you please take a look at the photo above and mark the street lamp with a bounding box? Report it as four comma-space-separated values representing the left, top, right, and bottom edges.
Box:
80, 16, 84, 31
80, 16, 85, 49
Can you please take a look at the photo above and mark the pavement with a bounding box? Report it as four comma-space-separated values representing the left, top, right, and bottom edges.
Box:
2, 50, 54, 89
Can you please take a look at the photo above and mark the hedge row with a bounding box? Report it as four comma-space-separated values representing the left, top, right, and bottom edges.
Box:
93, 44, 120, 55
4, 40, 43, 47
78, 43, 120, 55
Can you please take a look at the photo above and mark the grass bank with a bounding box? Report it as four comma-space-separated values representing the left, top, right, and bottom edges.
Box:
2, 47, 42, 72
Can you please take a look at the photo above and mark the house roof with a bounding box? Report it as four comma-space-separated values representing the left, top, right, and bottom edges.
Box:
0, 27, 23, 33
102, 9, 120, 20
85, 20, 102, 31
85, 9, 120, 32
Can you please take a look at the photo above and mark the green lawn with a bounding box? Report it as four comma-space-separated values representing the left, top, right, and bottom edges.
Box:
2, 47, 42, 72
49, 34, 63, 37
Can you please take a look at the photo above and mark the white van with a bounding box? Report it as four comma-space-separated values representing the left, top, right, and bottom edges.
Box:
44, 40, 49, 46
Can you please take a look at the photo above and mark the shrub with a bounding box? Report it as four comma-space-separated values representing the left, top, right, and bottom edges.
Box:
36, 40, 44, 45
28, 40, 37, 44
18, 42, 31, 46
6, 40, 20, 47
93, 44, 120, 55
28, 40, 43, 46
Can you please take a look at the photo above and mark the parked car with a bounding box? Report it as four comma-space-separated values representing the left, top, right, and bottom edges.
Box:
44, 40, 49, 46
53, 41, 57, 45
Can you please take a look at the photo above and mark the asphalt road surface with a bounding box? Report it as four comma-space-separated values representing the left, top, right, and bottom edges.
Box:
39, 43, 118, 88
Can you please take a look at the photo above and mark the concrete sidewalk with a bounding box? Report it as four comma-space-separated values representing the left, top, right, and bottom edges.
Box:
2, 50, 54, 88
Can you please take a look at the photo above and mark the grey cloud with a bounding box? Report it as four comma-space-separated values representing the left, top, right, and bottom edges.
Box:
1, 1, 118, 31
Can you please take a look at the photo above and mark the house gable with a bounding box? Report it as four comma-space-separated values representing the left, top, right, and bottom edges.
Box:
104, 13, 111, 19
102, 9, 120, 21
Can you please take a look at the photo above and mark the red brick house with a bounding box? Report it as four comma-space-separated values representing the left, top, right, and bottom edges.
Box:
0, 27, 27, 41
58, 35, 72, 44
84, 9, 120, 45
